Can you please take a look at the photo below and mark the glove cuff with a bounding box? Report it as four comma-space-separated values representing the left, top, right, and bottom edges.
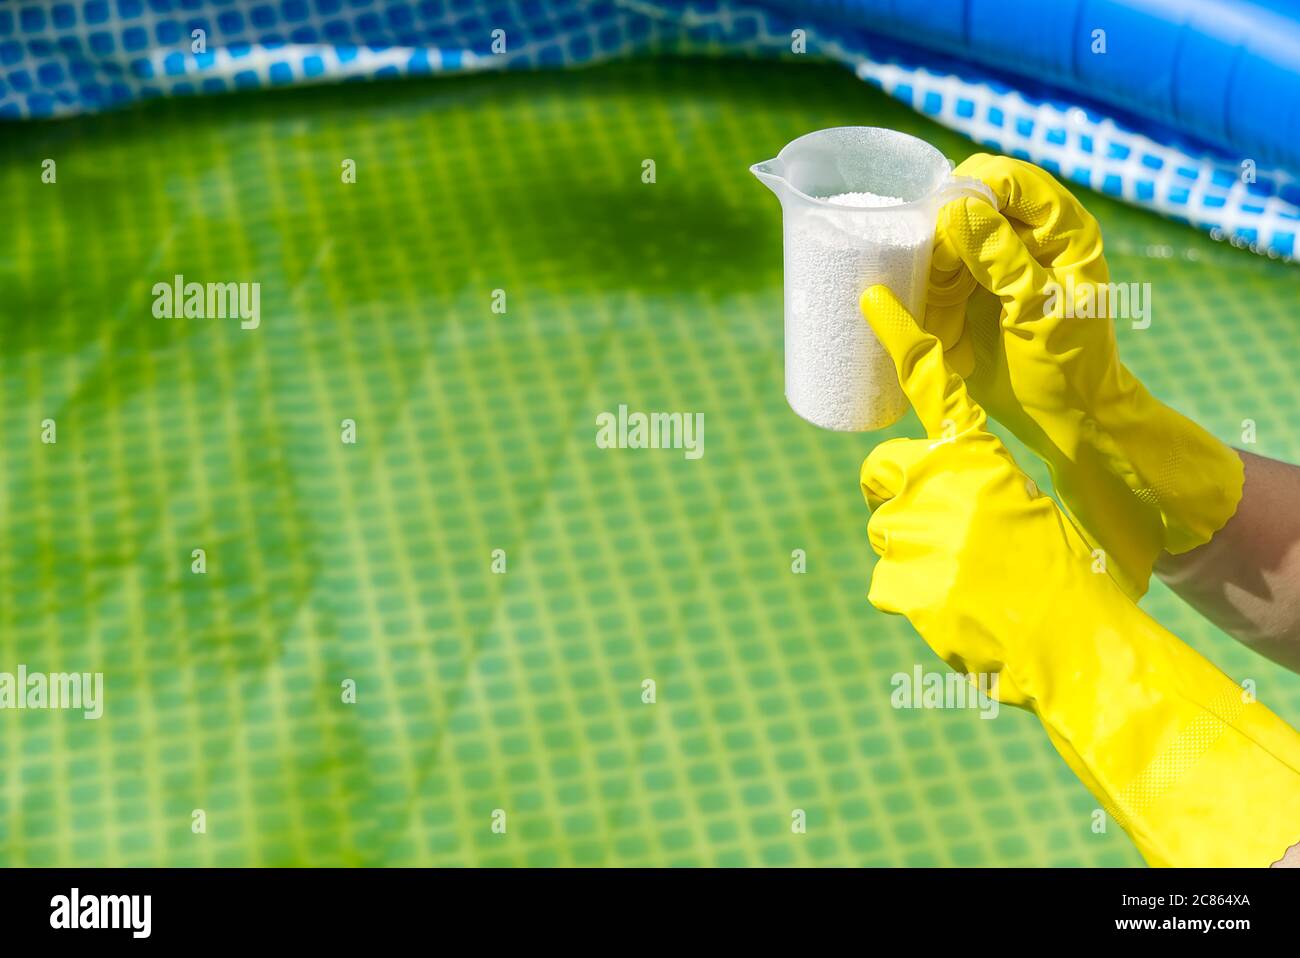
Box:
1101, 372, 1245, 556
1028, 598, 1300, 866
1152, 422, 1244, 555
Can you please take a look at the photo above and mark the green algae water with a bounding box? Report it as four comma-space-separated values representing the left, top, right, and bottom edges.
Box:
2, 58, 1298, 866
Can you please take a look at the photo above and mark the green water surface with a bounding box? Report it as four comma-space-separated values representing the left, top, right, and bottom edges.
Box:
2, 58, 1298, 866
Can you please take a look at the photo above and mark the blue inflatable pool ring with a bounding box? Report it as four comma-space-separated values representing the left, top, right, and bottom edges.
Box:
761, 0, 1300, 175
2, 0, 1298, 261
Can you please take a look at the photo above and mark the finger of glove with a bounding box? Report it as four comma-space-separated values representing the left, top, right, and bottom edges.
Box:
987, 668, 1032, 709
920, 266, 977, 380
860, 437, 932, 514
860, 285, 984, 440
937, 196, 1054, 325
925, 300, 976, 380
953, 153, 1103, 269
865, 548, 908, 617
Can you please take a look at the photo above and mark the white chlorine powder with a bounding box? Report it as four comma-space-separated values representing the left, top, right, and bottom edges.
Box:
783, 190, 928, 431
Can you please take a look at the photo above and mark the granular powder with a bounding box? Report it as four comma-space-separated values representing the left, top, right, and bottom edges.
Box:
782, 189, 928, 431
827, 192, 905, 208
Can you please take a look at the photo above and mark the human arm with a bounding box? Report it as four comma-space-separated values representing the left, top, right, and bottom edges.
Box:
1156, 448, 1300, 672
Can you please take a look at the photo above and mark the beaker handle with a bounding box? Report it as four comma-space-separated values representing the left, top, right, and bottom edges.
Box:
932, 174, 998, 211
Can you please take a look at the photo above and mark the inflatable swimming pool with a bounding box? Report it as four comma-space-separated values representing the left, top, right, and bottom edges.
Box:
4, 1, 1298, 260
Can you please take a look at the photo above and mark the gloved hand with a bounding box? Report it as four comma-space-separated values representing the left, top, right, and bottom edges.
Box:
860, 284, 1300, 867
916, 154, 1243, 598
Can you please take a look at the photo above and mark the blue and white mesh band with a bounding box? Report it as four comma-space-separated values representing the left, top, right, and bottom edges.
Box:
2, 0, 1296, 261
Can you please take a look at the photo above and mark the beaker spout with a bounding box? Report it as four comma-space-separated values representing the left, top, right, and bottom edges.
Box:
750, 158, 787, 198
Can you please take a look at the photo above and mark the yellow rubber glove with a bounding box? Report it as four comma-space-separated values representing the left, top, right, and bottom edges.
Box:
860, 284, 1300, 867
917, 154, 1243, 599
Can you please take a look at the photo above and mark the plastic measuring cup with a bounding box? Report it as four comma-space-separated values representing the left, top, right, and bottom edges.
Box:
751, 127, 994, 432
